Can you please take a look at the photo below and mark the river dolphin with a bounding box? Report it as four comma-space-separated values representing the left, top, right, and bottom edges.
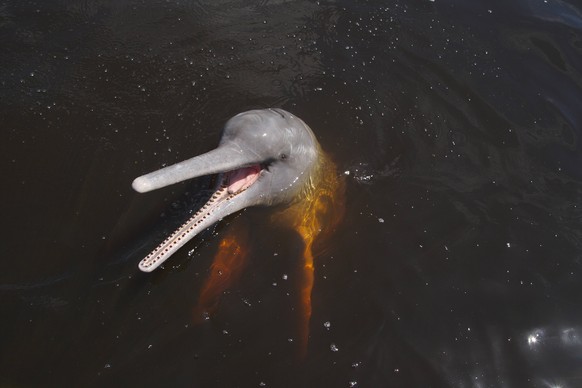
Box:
132, 108, 344, 353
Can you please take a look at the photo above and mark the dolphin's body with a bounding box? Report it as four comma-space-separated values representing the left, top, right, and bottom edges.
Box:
133, 108, 344, 353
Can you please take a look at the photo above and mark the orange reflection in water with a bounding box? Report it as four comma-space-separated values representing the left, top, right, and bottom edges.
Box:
276, 152, 345, 356
193, 226, 249, 323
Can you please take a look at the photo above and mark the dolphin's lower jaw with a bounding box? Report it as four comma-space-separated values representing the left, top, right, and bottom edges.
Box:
138, 166, 263, 272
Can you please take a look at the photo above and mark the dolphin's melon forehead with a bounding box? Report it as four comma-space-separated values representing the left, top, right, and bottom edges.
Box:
222, 109, 315, 144
226, 109, 291, 132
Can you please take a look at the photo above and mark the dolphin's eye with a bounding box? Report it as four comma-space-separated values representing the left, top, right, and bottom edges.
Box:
280, 153, 288, 160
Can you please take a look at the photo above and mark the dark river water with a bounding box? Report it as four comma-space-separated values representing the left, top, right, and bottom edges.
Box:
2, 0, 582, 387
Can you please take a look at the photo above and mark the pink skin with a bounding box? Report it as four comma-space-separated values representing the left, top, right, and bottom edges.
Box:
226, 165, 261, 194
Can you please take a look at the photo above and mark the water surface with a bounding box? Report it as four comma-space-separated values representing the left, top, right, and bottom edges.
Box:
1, 0, 582, 386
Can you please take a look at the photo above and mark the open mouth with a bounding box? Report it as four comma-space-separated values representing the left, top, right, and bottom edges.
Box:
138, 164, 264, 272
225, 164, 261, 194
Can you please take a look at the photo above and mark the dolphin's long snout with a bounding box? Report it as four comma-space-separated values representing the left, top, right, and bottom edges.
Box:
132, 144, 259, 193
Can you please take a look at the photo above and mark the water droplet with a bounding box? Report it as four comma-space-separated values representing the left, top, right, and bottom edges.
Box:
330, 343, 339, 352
